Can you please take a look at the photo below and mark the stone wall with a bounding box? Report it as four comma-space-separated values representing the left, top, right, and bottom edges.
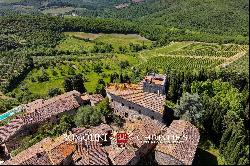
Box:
107, 93, 163, 122
155, 151, 183, 165
143, 82, 166, 95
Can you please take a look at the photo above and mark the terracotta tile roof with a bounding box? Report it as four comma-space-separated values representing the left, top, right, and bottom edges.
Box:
89, 94, 104, 104
21, 152, 51, 165
0, 91, 83, 144
73, 141, 109, 165
80, 94, 104, 105
113, 149, 136, 165
144, 74, 166, 86
45, 136, 76, 165
3, 124, 112, 165
72, 124, 112, 138
81, 94, 90, 101
107, 84, 166, 114
104, 146, 123, 162
155, 120, 200, 165
125, 119, 165, 148
3, 138, 52, 165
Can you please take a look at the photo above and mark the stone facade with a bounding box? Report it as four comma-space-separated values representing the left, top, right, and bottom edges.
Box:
107, 93, 163, 122
142, 73, 167, 95
106, 74, 167, 123
155, 152, 183, 165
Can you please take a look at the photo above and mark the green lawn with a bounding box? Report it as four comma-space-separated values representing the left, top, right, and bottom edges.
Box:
42, 7, 75, 15
56, 36, 95, 52
95, 33, 152, 52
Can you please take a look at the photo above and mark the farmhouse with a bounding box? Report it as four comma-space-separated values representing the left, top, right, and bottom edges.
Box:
0, 90, 84, 157
106, 73, 167, 122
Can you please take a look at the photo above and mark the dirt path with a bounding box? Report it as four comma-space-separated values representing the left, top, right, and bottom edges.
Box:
157, 54, 228, 60
138, 41, 193, 62
218, 51, 247, 68
0, 92, 10, 100
137, 42, 247, 69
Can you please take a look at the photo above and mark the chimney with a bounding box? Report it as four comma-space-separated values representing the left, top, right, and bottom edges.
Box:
157, 90, 160, 96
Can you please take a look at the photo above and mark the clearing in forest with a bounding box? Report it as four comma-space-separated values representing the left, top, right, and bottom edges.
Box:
57, 32, 152, 52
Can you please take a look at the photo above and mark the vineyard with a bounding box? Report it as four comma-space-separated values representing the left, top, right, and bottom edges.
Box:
168, 43, 248, 58
138, 42, 249, 74
141, 42, 248, 58
224, 52, 249, 75
0, 53, 33, 93
138, 56, 225, 72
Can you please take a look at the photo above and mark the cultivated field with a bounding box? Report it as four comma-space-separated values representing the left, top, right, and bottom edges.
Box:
139, 41, 249, 72
11, 33, 249, 98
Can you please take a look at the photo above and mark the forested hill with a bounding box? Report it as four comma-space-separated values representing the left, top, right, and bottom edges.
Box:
84, 0, 249, 37
0, 0, 249, 44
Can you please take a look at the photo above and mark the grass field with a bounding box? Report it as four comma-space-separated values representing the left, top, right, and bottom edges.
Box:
42, 7, 75, 15
56, 36, 95, 52
57, 32, 153, 53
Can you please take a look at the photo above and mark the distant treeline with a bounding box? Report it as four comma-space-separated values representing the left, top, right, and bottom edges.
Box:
0, 14, 248, 53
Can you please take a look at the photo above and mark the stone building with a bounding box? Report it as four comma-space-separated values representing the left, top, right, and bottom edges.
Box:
142, 73, 167, 95
3, 124, 112, 165
155, 120, 200, 165
105, 118, 166, 165
2, 119, 200, 165
81, 94, 104, 106
0, 90, 84, 157
106, 83, 166, 122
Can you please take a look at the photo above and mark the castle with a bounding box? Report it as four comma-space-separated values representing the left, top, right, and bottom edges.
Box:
2, 119, 199, 165
0, 73, 200, 165
106, 73, 167, 122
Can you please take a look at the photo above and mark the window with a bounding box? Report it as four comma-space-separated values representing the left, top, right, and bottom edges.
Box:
122, 103, 124, 106
138, 110, 141, 114
129, 106, 131, 109
151, 116, 155, 120
36, 153, 42, 158
111, 99, 113, 102
125, 113, 128, 118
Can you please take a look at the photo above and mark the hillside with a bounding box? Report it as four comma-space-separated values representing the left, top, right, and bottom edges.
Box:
0, 1, 249, 165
